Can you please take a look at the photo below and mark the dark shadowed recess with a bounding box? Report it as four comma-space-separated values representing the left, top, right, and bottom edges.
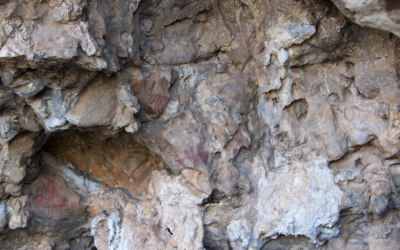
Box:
42, 129, 163, 199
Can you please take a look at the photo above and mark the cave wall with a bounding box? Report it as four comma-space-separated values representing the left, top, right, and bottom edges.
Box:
0, 0, 400, 249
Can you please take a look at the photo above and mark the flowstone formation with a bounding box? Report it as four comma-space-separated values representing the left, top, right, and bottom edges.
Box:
0, 0, 400, 249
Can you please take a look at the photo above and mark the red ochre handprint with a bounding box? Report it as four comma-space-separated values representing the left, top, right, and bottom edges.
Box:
176, 145, 209, 169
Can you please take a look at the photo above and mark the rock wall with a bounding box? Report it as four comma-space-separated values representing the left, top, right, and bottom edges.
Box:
0, 0, 399, 249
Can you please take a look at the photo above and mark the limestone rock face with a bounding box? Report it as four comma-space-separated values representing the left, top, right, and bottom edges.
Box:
0, 0, 400, 249
332, 0, 400, 37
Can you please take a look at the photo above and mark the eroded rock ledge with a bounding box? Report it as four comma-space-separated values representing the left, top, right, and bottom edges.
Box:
0, 0, 400, 249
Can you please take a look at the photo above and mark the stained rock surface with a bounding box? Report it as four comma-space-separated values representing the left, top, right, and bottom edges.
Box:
0, 0, 400, 249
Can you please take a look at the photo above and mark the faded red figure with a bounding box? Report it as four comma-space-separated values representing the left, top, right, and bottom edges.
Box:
143, 77, 170, 118
227, 128, 251, 160
176, 145, 209, 170
33, 174, 82, 220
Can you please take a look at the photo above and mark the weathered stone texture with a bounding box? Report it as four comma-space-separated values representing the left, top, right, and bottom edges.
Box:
0, 0, 399, 249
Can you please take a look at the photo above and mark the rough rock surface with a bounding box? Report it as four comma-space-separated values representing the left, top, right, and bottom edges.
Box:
0, 0, 399, 249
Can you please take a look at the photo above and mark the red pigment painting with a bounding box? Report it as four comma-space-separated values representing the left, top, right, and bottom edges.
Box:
144, 94, 169, 115
33, 174, 81, 220
176, 145, 209, 169
230, 129, 250, 159
144, 77, 170, 117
